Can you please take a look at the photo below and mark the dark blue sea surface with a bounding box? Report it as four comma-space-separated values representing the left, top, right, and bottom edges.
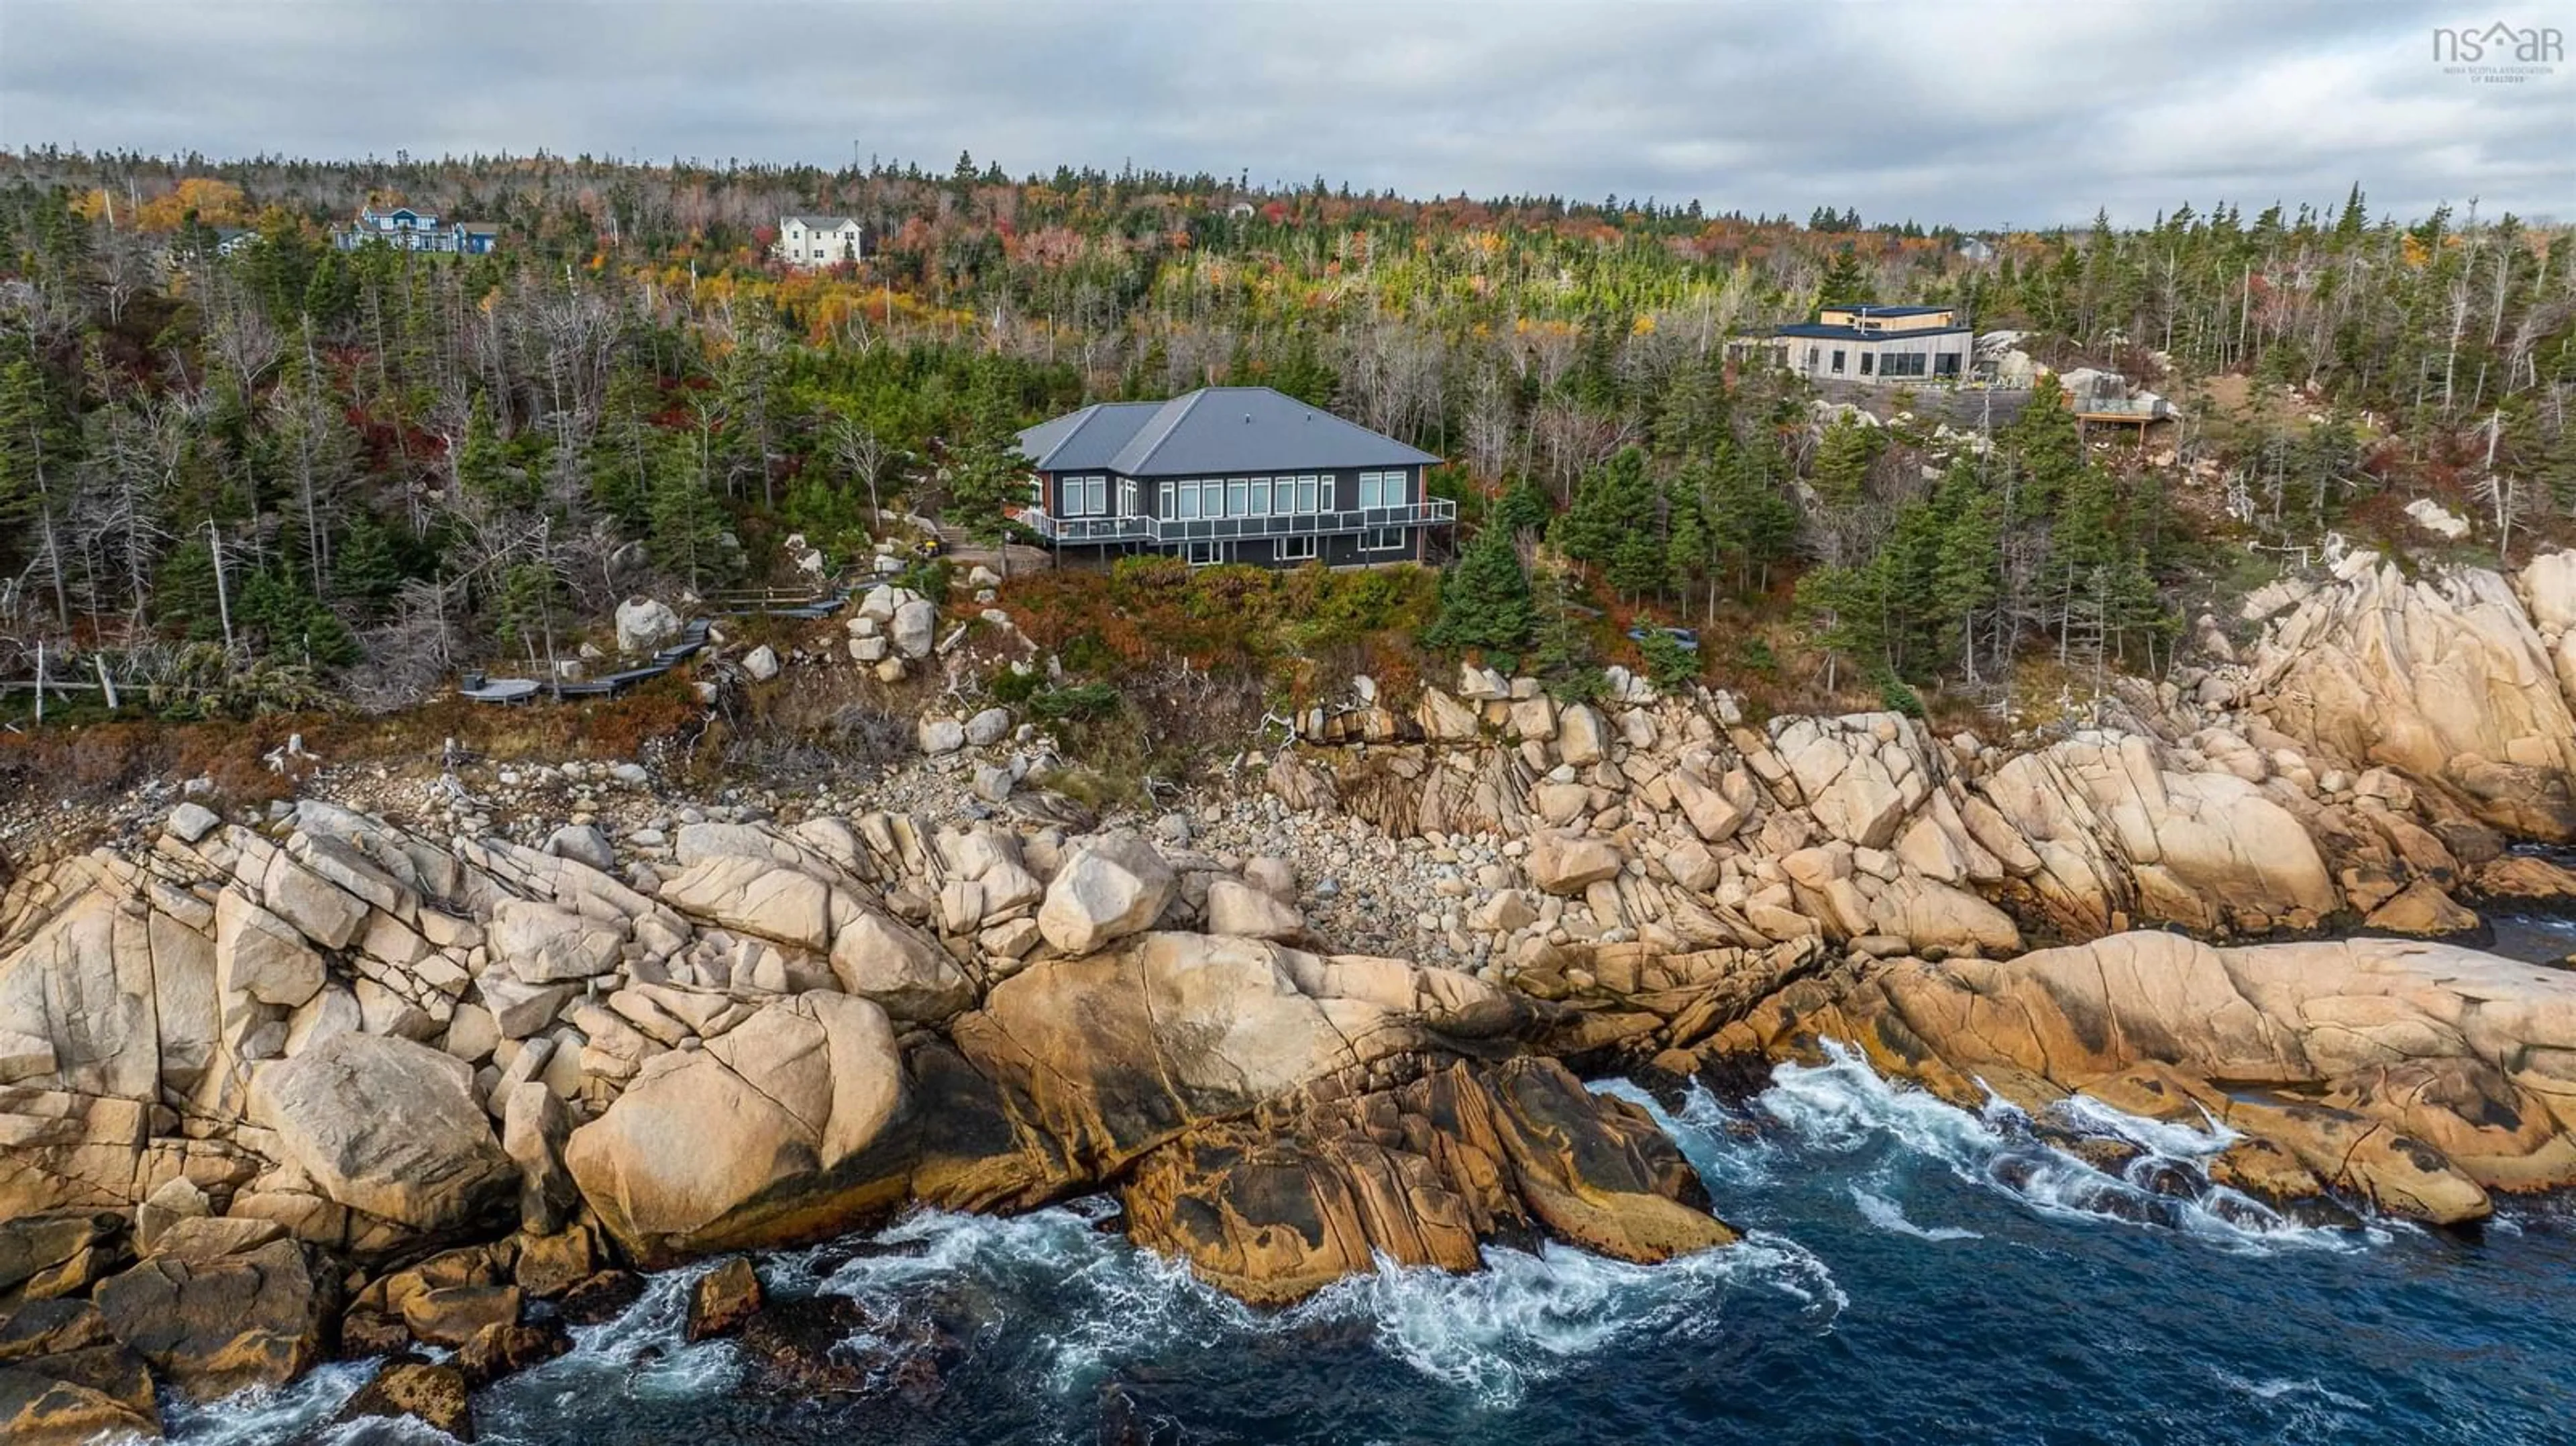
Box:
166, 1041, 2576, 1446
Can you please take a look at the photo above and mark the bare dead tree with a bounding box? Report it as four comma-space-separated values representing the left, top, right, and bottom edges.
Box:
828, 413, 892, 523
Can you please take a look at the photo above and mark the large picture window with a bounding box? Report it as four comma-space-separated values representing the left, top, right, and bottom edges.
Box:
1362, 526, 1407, 552
1059, 475, 1110, 516
1381, 470, 1411, 507
1277, 535, 1318, 562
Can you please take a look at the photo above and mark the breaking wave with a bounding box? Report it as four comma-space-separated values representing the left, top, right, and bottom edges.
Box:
1609, 1043, 2376, 1255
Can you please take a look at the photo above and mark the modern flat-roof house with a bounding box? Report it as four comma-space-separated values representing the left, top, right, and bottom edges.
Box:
777, 215, 865, 268
1739, 304, 1973, 383
335, 207, 499, 255
1016, 386, 1452, 568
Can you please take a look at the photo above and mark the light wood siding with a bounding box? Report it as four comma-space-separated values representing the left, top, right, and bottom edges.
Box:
1790, 331, 1971, 382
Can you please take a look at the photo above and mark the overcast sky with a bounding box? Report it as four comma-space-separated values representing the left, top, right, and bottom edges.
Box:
3, 1, 2568, 228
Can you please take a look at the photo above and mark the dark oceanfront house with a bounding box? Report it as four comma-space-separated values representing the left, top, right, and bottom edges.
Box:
1016, 386, 1454, 568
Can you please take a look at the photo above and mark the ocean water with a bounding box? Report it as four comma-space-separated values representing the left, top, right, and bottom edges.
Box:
162, 1042, 2576, 1446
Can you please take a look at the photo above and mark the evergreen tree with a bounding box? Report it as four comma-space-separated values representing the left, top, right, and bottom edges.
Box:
1818, 246, 1868, 306
1424, 523, 1534, 654
943, 384, 1027, 578
455, 395, 535, 509
1491, 476, 1553, 536
648, 437, 731, 588
1553, 447, 1657, 575
1666, 478, 1715, 618
1796, 560, 1885, 694
237, 569, 360, 668
493, 560, 563, 664
1528, 564, 1604, 699
2004, 375, 2083, 518
1808, 413, 1882, 513
331, 512, 405, 618
1933, 473, 2004, 679
153, 537, 227, 642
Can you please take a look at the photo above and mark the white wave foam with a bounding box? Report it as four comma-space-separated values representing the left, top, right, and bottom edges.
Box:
1850, 1186, 1982, 1241
1732, 1041, 2367, 1253
1590, 1078, 1788, 1192
2210, 1367, 2369, 1410
2051, 1090, 2235, 1157
794, 1205, 1259, 1394
1291, 1233, 1841, 1410
786, 1197, 1842, 1412
471, 1256, 742, 1442
158, 1361, 377, 1446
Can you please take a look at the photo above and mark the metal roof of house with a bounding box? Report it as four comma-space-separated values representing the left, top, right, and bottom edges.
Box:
1018, 387, 1438, 477
1772, 323, 1974, 342
1014, 401, 1165, 472
783, 214, 859, 229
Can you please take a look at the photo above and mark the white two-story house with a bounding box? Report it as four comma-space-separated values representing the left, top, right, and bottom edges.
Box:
775, 215, 865, 268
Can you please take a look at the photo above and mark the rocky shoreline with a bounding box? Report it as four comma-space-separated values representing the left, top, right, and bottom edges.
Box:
11, 545, 2576, 1441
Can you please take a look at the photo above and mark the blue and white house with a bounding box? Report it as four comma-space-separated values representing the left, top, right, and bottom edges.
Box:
336, 207, 500, 255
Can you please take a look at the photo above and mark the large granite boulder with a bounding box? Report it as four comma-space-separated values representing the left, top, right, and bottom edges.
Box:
945, 933, 1523, 1200
828, 912, 975, 1021
337, 1358, 474, 1439
1035, 833, 1175, 956
615, 597, 682, 654
247, 1033, 516, 1236
1203, 878, 1302, 941
1526, 830, 1623, 894
1976, 733, 2338, 937
0, 1345, 160, 1446
2252, 556, 2576, 839
0, 1213, 129, 1308
564, 993, 907, 1266
1122, 1057, 1735, 1303
91, 1238, 337, 1399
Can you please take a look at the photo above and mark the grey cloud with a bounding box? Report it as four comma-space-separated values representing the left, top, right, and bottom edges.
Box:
3, 0, 2567, 225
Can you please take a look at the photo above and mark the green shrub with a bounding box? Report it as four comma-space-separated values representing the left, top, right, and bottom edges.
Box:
1028, 680, 1121, 723
1635, 629, 1700, 688
894, 557, 952, 600
1875, 671, 1925, 718
987, 666, 1044, 705
1109, 554, 1190, 607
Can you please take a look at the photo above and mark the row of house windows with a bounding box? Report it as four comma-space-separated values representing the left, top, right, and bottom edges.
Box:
1810, 347, 1957, 377
1164, 474, 1334, 520
1053, 470, 1414, 519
